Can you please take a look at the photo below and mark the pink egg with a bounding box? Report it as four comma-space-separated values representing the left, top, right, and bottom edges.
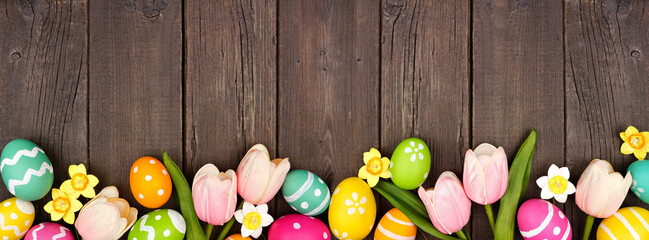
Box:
269, 214, 331, 240
517, 199, 572, 240
24, 222, 74, 240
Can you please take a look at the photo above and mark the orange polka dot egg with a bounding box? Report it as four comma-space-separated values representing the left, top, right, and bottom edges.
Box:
130, 156, 172, 208
226, 233, 251, 240
374, 208, 417, 240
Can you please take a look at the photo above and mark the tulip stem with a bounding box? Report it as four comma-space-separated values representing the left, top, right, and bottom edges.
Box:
205, 224, 214, 240
485, 204, 496, 233
215, 201, 245, 240
455, 229, 470, 240
582, 215, 595, 240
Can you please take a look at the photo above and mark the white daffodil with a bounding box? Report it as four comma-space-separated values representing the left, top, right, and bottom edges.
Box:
536, 164, 576, 203
234, 202, 274, 238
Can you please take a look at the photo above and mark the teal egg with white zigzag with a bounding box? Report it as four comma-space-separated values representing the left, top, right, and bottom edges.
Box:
128, 209, 186, 240
0, 139, 53, 201
281, 169, 330, 216
628, 160, 649, 204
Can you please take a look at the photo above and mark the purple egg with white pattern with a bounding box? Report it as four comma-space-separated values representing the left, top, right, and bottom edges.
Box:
517, 199, 572, 240
24, 222, 74, 240
268, 214, 331, 240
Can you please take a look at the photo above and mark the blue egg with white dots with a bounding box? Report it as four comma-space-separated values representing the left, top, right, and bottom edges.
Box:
281, 169, 330, 216
628, 160, 649, 204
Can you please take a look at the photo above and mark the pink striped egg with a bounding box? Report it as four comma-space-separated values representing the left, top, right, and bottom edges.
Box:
24, 222, 74, 240
517, 199, 571, 240
268, 214, 331, 240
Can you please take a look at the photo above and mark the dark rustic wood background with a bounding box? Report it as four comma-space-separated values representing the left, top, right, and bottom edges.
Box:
1, 0, 647, 239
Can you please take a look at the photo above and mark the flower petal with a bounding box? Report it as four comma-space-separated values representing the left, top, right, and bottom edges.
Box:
44, 201, 54, 213
69, 164, 86, 177
367, 175, 379, 188
558, 167, 570, 180
548, 164, 560, 178
60, 180, 75, 194
62, 211, 75, 224
260, 213, 274, 227
621, 143, 635, 155
242, 202, 255, 215
620, 131, 628, 141
87, 174, 99, 188
626, 126, 639, 136
358, 166, 369, 179
251, 228, 262, 238
234, 210, 244, 223
241, 226, 253, 237
540, 186, 554, 199
565, 181, 576, 195
554, 193, 568, 203
536, 176, 549, 188
256, 204, 268, 214
634, 150, 647, 160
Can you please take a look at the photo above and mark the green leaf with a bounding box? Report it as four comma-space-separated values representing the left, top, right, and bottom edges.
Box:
494, 130, 537, 240
375, 180, 428, 219
162, 150, 206, 239
374, 187, 461, 240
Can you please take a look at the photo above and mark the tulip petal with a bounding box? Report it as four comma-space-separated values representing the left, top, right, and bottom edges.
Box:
237, 149, 272, 204
418, 187, 449, 234
576, 160, 611, 216
484, 147, 508, 204
432, 172, 471, 234
598, 172, 632, 218
258, 158, 291, 204
463, 149, 486, 204
473, 143, 497, 158
194, 164, 220, 186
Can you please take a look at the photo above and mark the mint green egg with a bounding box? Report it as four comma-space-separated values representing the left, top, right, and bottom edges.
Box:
390, 138, 431, 190
281, 169, 330, 216
628, 160, 649, 204
128, 209, 186, 240
0, 139, 53, 201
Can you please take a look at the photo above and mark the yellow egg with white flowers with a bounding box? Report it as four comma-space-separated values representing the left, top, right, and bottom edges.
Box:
328, 177, 376, 240
0, 197, 35, 240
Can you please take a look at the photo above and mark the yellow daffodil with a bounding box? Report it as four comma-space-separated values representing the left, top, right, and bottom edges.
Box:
44, 188, 82, 224
61, 164, 99, 198
358, 148, 391, 187
620, 126, 649, 160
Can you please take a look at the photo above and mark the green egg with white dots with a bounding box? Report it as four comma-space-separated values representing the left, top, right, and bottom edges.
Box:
390, 138, 431, 190
628, 160, 649, 204
281, 169, 331, 216
128, 209, 186, 240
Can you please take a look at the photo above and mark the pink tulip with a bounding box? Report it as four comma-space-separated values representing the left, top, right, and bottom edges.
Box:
192, 164, 237, 225
237, 144, 290, 205
463, 143, 508, 205
575, 159, 632, 218
418, 171, 471, 235
75, 186, 138, 240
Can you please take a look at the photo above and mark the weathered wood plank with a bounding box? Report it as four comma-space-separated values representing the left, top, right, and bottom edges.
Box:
184, 0, 276, 237
381, 0, 471, 239
184, 0, 276, 184
276, 0, 380, 230
0, 0, 88, 224
473, 0, 564, 238
88, 0, 183, 212
565, 0, 649, 238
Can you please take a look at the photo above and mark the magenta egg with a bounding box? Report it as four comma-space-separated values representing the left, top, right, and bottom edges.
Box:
24, 222, 74, 240
517, 199, 571, 240
268, 214, 331, 240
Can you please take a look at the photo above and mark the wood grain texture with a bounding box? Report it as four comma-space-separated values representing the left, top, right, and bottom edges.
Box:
0, 0, 88, 224
88, 0, 182, 212
473, 0, 564, 238
381, 0, 471, 239
184, 0, 276, 236
565, 0, 649, 238
184, 0, 276, 179
276, 0, 380, 226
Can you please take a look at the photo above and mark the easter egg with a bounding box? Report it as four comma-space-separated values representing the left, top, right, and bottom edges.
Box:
0, 197, 35, 240
389, 138, 431, 190
628, 160, 649, 204
24, 222, 74, 240
0, 139, 53, 201
226, 233, 252, 240
268, 214, 331, 240
130, 156, 172, 208
128, 209, 186, 240
281, 169, 330, 216
597, 206, 649, 240
329, 177, 376, 240
374, 208, 417, 240
517, 199, 571, 240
